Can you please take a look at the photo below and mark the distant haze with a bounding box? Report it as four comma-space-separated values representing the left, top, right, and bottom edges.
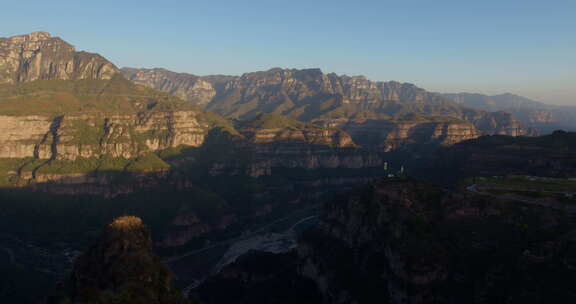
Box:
3, 0, 575, 106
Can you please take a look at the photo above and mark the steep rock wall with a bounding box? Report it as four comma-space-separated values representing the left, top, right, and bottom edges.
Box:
320, 118, 480, 151
0, 110, 208, 160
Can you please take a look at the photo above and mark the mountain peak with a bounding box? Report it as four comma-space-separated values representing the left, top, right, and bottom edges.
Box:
108, 215, 145, 231
8, 31, 52, 41
494, 92, 520, 98
0, 32, 118, 84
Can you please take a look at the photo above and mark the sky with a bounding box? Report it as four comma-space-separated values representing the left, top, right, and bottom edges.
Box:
2, 0, 575, 105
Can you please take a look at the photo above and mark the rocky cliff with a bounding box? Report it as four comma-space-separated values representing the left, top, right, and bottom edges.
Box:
0, 110, 208, 160
0, 73, 235, 189
0, 32, 118, 84
122, 67, 228, 106
318, 116, 480, 151
175, 115, 385, 178
239, 113, 355, 147
51, 216, 189, 303
0, 77, 223, 190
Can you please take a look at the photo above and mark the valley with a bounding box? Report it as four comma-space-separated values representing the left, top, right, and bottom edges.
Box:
0, 31, 574, 304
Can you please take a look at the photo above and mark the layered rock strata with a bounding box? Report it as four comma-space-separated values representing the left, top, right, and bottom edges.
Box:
0, 110, 207, 160
319, 118, 480, 151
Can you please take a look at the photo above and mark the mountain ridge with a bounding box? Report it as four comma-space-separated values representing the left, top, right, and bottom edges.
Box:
122, 67, 536, 138
443, 92, 576, 133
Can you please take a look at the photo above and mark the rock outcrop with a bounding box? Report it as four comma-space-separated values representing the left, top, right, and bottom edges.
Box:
0, 32, 118, 84
52, 216, 188, 303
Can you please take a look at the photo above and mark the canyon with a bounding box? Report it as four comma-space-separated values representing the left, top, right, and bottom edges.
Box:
198, 178, 576, 304
0, 31, 574, 304
0, 33, 539, 187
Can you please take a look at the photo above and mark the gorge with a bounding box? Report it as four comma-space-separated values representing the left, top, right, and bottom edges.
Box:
1, 32, 572, 304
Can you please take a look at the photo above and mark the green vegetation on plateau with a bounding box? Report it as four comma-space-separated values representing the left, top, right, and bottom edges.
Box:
125, 153, 170, 172
0, 75, 194, 116
240, 113, 306, 129
469, 175, 576, 192
460, 130, 576, 151
0, 154, 170, 185
314, 104, 468, 124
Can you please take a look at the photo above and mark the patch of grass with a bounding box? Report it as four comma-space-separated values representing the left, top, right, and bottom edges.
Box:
125, 153, 170, 172
199, 110, 239, 135
0, 155, 168, 178
476, 176, 576, 192
18, 159, 48, 173
36, 158, 100, 174
240, 113, 306, 130
484, 188, 576, 204
0, 158, 32, 186
97, 156, 132, 172
66, 118, 106, 146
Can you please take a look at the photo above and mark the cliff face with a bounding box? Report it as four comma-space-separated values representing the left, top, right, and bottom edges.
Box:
122, 68, 220, 106
0, 32, 118, 84
319, 118, 480, 151
0, 115, 53, 158
54, 216, 187, 304
191, 119, 383, 178
239, 113, 355, 147
0, 110, 208, 160
122, 67, 534, 137
295, 179, 576, 304
459, 110, 537, 136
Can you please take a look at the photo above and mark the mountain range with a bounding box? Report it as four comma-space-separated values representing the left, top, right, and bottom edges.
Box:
0, 32, 538, 175
122, 67, 535, 137
443, 92, 576, 133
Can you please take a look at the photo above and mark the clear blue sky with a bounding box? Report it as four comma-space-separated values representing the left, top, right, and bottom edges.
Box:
2, 0, 575, 105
